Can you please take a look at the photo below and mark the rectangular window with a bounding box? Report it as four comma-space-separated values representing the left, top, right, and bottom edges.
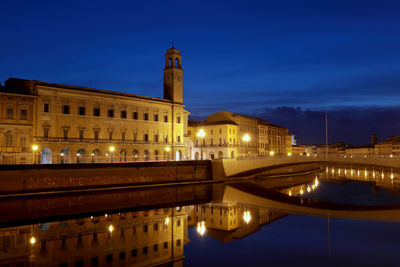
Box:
177, 116, 181, 123
177, 136, 181, 143
211, 129, 213, 135
109, 131, 113, 140
108, 109, 114, 118
79, 130, 84, 141
20, 109, 27, 120
143, 225, 148, 232
133, 132, 137, 141
133, 112, 138, 120
93, 108, 100, 116
94, 129, 99, 141
164, 115, 168, 122
121, 132, 126, 141
119, 252, 126, 260
154, 134, 158, 142
153, 244, 158, 252
210, 138, 213, 146
164, 135, 168, 143
154, 114, 158, 121
7, 108, 13, 119
177, 239, 181, 246
63, 128, 69, 140
44, 128, 49, 139
79, 106, 85, 116
144, 113, 149, 120
62, 105, 70, 114
131, 249, 137, 257
44, 103, 49, 113
121, 110, 127, 119
144, 134, 148, 142
143, 247, 148, 254
153, 223, 158, 231
20, 136, 26, 148
163, 242, 168, 249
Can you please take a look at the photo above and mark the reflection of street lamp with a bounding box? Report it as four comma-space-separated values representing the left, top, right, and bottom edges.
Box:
196, 221, 206, 236
197, 129, 206, 160
165, 146, 171, 161
243, 211, 251, 224
242, 134, 250, 157
109, 146, 115, 163
32, 144, 38, 164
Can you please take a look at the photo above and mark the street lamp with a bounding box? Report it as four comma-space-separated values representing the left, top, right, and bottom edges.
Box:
109, 146, 115, 163
165, 146, 171, 161
269, 151, 275, 156
32, 144, 38, 164
196, 129, 206, 160
242, 134, 250, 157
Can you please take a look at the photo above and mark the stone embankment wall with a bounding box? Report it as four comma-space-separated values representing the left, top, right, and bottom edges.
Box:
0, 161, 211, 194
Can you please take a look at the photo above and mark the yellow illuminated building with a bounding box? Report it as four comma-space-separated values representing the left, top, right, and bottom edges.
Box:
189, 110, 292, 158
0, 85, 35, 164
0, 46, 189, 164
188, 120, 239, 159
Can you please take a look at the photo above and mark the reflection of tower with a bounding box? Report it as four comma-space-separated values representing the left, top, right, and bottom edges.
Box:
163, 46, 183, 104
371, 134, 378, 145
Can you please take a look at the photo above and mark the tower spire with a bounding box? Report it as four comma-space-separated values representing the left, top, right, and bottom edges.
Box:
172, 41, 175, 48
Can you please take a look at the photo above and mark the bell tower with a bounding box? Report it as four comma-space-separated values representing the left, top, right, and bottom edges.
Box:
163, 46, 183, 104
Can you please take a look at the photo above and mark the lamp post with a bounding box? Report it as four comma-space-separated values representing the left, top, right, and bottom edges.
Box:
109, 146, 115, 163
32, 144, 38, 164
165, 146, 171, 161
196, 129, 206, 160
91, 153, 95, 163
242, 134, 250, 158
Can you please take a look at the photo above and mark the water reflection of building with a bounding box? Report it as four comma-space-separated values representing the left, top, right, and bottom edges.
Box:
0, 208, 187, 266
188, 202, 285, 241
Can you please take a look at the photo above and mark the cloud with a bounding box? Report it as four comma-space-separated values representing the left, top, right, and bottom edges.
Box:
247, 106, 400, 145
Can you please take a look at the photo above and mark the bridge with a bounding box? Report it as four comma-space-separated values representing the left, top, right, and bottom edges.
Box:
222, 182, 400, 223
212, 155, 400, 178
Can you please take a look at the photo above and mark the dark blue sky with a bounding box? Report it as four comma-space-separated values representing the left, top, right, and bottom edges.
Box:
1, 0, 400, 144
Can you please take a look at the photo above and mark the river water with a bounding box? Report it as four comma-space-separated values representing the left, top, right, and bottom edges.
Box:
0, 164, 399, 266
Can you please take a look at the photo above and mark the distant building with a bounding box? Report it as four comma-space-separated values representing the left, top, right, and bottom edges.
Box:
375, 136, 400, 156
345, 145, 375, 156
188, 110, 292, 159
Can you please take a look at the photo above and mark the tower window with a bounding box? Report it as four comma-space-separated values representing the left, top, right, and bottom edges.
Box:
121, 110, 127, 119
144, 113, 149, 121
133, 112, 138, 120
175, 58, 179, 68
108, 109, 114, 118
154, 114, 158, 121
164, 115, 168, 123
176, 116, 181, 123
168, 58, 172, 67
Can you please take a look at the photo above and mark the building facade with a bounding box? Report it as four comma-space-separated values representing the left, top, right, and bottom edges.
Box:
188, 120, 239, 160
189, 110, 292, 159
0, 46, 189, 164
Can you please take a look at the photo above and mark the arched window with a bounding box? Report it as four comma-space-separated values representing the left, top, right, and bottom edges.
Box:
5, 131, 12, 147
144, 150, 150, 161
168, 58, 172, 67
175, 58, 179, 68
133, 149, 139, 161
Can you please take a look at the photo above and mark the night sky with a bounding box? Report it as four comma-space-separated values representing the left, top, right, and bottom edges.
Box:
1, 0, 400, 145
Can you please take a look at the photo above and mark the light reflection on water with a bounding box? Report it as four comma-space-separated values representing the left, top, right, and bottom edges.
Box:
1, 164, 400, 265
